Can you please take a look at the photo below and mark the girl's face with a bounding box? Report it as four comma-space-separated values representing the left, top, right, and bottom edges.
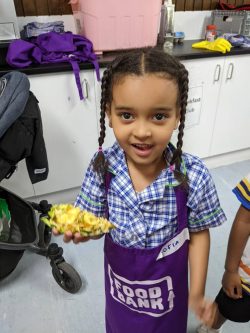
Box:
107, 74, 180, 170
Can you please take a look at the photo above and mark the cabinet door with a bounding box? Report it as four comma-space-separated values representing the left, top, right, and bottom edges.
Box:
210, 55, 250, 155
29, 70, 98, 196
175, 58, 224, 158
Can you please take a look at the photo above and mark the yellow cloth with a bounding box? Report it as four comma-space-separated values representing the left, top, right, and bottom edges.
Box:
192, 38, 232, 54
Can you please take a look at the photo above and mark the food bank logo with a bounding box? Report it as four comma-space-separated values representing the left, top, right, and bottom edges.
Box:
108, 266, 175, 317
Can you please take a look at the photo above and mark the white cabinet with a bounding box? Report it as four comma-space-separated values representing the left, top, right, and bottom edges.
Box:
29, 70, 99, 196
1, 70, 99, 199
182, 55, 250, 158
2, 53, 249, 199
210, 55, 250, 155
178, 58, 224, 158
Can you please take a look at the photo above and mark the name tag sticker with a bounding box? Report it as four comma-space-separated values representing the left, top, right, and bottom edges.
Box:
157, 228, 190, 260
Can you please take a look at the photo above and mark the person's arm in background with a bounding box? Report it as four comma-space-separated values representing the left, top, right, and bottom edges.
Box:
222, 205, 250, 299
189, 229, 216, 327
223, 174, 250, 299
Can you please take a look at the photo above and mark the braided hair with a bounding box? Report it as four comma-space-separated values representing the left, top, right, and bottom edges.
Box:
93, 47, 189, 185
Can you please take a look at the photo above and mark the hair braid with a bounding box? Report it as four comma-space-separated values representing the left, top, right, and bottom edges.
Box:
92, 66, 112, 175
170, 64, 189, 185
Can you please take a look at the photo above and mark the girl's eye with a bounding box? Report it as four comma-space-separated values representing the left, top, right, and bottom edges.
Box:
120, 112, 133, 120
153, 113, 167, 121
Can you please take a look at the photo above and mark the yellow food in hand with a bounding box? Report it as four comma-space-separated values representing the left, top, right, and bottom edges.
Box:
41, 204, 114, 236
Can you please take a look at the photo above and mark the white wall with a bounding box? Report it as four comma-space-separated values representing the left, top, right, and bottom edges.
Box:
0, 0, 17, 17
0, 0, 19, 39
174, 11, 213, 40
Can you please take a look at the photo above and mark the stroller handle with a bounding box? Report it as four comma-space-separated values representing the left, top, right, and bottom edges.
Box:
29, 200, 52, 214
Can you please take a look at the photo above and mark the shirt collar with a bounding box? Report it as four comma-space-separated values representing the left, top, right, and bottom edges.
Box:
106, 141, 185, 202
108, 149, 139, 213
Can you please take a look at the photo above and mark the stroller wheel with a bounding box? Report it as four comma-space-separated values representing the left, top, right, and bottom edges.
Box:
52, 262, 82, 294
38, 221, 52, 248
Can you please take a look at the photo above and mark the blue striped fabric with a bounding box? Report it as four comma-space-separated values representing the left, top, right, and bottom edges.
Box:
232, 174, 250, 210
232, 174, 250, 294
75, 141, 226, 248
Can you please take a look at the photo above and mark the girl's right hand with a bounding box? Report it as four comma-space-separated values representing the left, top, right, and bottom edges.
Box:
52, 228, 103, 244
222, 270, 242, 299
189, 295, 216, 328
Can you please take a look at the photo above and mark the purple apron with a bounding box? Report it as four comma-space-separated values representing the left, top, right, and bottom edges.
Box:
104, 174, 189, 333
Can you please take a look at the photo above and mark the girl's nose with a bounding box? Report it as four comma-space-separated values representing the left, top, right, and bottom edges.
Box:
132, 122, 152, 138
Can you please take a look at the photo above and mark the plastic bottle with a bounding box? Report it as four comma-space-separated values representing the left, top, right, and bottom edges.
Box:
205, 25, 217, 41
158, 3, 167, 44
165, 0, 175, 35
158, 0, 175, 45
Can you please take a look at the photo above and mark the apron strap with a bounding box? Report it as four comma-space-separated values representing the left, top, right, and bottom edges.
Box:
104, 171, 113, 219
174, 186, 188, 231
68, 59, 84, 100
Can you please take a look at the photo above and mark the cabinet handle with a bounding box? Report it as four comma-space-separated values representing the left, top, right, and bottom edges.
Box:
82, 78, 89, 99
213, 64, 221, 82
226, 63, 234, 80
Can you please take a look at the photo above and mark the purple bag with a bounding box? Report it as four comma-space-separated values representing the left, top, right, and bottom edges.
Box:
6, 32, 100, 100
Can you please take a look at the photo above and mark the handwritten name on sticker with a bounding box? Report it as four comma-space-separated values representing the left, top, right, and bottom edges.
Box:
157, 228, 189, 260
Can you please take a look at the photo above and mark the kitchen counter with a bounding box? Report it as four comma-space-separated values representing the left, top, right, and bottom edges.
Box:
0, 39, 250, 76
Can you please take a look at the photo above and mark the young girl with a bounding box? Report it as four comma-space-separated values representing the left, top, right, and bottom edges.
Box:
57, 48, 226, 332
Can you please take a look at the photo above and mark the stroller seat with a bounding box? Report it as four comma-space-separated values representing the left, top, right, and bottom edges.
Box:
0, 71, 82, 293
0, 186, 37, 278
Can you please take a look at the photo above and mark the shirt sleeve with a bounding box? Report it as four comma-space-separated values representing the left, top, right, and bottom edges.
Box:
74, 154, 107, 217
232, 173, 250, 210
187, 159, 227, 232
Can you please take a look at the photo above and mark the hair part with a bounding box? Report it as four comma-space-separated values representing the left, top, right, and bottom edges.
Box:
93, 47, 189, 186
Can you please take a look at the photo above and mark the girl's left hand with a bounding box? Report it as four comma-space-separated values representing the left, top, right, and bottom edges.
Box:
189, 295, 217, 328
52, 228, 103, 244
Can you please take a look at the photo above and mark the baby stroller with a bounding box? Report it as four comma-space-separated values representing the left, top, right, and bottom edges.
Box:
0, 71, 82, 293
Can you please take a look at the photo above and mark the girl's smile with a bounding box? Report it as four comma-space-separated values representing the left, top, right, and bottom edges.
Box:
131, 143, 153, 158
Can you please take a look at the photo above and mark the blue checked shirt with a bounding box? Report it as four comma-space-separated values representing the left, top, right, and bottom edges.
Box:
75, 141, 226, 248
